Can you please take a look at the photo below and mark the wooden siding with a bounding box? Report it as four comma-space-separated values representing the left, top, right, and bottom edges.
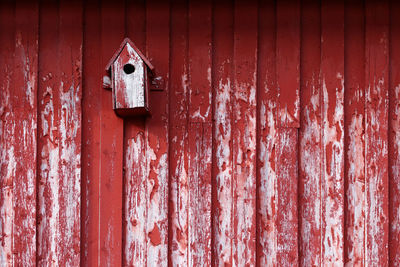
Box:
1, 0, 400, 266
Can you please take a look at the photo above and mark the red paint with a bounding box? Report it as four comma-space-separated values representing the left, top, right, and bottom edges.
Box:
188, 122, 212, 265
257, 0, 278, 265
212, 0, 234, 265
365, 0, 390, 265
277, 0, 300, 127
0, 1, 16, 265
37, 0, 82, 265
81, 0, 101, 265
148, 225, 161, 246
321, 1, 345, 264
389, 0, 400, 265
186, 1, 213, 265
146, 2, 170, 263
1, 1, 400, 266
232, 1, 258, 265
99, 0, 124, 265
344, 0, 365, 264
299, 1, 321, 265
13, 1, 39, 265
277, 128, 299, 265
276, 0, 300, 265
169, 0, 189, 264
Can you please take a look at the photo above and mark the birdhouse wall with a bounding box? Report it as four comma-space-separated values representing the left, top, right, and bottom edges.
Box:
112, 43, 146, 111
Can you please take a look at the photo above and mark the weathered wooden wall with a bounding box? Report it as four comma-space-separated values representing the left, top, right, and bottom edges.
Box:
1, 0, 400, 266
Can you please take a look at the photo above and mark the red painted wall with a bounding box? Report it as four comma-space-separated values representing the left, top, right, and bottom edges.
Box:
1, 0, 400, 266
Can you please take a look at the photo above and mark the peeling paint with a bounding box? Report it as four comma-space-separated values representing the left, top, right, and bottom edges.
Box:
215, 79, 233, 265
114, 43, 146, 109
321, 76, 344, 265
1, 1, 400, 266
125, 133, 147, 266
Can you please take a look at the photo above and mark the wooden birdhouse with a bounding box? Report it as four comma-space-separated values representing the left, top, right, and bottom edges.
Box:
105, 38, 154, 117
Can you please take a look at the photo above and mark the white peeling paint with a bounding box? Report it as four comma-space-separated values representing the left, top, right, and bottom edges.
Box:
259, 89, 278, 266
0, 107, 15, 266
171, 129, 189, 266
299, 83, 321, 267
346, 108, 365, 265
215, 78, 233, 265
114, 43, 145, 109
125, 134, 147, 266
233, 77, 256, 266
321, 77, 344, 264
365, 77, 389, 266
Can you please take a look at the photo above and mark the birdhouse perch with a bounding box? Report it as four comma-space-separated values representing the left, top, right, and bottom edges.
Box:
105, 38, 155, 117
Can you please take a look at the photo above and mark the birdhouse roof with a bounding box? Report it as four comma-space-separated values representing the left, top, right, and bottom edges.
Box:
105, 38, 155, 72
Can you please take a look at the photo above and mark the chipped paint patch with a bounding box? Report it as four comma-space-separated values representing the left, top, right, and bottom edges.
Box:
346, 111, 365, 266
38, 81, 81, 266
390, 85, 400, 253
259, 98, 278, 266
214, 79, 233, 264
0, 115, 15, 266
321, 77, 344, 265
299, 83, 321, 267
125, 133, 147, 266
170, 126, 189, 266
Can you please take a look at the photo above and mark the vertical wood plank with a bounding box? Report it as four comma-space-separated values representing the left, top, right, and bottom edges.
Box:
37, 1, 60, 264
275, 0, 300, 265
123, 0, 147, 265
57, 1, 82, 264
169, 0, 188, 129
0, 1, 15, 265
81, 0, 102, 265
188, 122, 212, 266
276, 128, 299, 265
299, 0, 321, 265
170, 0, 212, 264
13, 1, 39, 265
276, 0, 300, 128
320, 0, 345, 265
81, 0, 101, 265
212, 0, 234, 265
99, 0, 125, 265
169, 0, 191, 265
257, 0, 278, 265
124, 128, 147, 266
389, 0, 400, 265
169, 123, 188, 266
187, 0, 212, 265
169, 0, 190, 264
38, 0, 82, 265
344, 0, 365, 265
145, 1, 170, 264
188, 0, 212, 123
365, 0, 390, 265
232, 1, 257, 265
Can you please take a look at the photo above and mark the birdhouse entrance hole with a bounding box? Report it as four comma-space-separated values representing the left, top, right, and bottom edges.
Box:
123, 63, 135, 74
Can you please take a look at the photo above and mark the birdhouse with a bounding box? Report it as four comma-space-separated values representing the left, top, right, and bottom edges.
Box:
105, 38, 154, 117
